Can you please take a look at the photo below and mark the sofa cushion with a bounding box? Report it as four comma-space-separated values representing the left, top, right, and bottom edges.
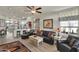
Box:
69, 38, 76, 47
48, 32, 52, 37
42, 31, 52, 37
65, 35, 72, 44
67, 35, 72, 42
42, 31, 48, 37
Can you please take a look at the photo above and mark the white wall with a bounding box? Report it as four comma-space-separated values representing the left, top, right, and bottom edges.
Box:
26, 16, 35, 29
40, 7, 79, 31
40, 13, 59, 31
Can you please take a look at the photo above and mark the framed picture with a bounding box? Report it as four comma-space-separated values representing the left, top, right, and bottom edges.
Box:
43, 19, 53, 29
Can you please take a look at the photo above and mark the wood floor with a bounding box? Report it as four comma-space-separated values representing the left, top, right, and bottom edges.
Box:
0, 32, 58, 52
19, 39, 58, 52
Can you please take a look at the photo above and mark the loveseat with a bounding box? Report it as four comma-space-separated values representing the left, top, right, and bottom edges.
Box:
42, 31, 55, 45
56, 35, 79, 52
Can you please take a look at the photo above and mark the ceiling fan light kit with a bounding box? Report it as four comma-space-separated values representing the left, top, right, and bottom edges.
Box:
27, 6, 42, 14
31, 10, 36, 13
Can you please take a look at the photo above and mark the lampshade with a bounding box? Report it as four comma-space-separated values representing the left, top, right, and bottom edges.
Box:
57, 28, 60, 32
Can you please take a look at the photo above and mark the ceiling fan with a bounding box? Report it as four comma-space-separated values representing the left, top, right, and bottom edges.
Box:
26, 6, 42, 14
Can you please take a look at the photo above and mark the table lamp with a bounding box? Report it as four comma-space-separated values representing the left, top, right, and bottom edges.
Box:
56, 28, 60, 36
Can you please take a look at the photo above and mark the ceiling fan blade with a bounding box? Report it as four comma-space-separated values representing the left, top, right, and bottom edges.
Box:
27, 6, 32, 10
36, 7, 42, 10
36, 11, 42, 13
31, 6, 34, 8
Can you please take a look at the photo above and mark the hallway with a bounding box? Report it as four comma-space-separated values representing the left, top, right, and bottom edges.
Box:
0, 31, 18, 45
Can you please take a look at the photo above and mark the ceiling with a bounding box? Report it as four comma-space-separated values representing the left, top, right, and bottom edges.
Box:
0, 6, 74, 19
42, 6, 74, 13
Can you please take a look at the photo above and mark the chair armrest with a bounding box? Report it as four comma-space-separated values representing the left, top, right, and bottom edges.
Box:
59, 43, 71, 52
61, 44, 71, 49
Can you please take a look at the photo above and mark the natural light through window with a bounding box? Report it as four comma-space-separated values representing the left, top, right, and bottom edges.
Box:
60, 20, 78, 33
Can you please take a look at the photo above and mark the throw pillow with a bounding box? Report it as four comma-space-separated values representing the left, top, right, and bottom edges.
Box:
48, 32, 52, 37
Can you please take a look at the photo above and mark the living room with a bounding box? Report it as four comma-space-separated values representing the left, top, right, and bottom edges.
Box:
0, 6, 79, 52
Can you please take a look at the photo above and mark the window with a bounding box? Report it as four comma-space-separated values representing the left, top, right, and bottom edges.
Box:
60, 21, 69, 27
69, 20, 78, 27
70, 28, 78, 33
60, 20, 78, 33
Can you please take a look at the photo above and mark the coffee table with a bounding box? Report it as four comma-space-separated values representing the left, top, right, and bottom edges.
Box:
29, 35, 43, 47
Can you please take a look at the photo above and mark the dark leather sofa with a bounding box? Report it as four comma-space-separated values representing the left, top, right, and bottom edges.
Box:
21, 30, 34, 39
56, 35, 79, 52
42, 31, 55, 45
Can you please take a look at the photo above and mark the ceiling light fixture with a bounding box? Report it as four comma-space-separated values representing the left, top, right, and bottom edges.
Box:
31, 10, 36, 14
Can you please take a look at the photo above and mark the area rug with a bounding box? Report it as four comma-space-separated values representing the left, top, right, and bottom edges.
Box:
0, 41, 31, 52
